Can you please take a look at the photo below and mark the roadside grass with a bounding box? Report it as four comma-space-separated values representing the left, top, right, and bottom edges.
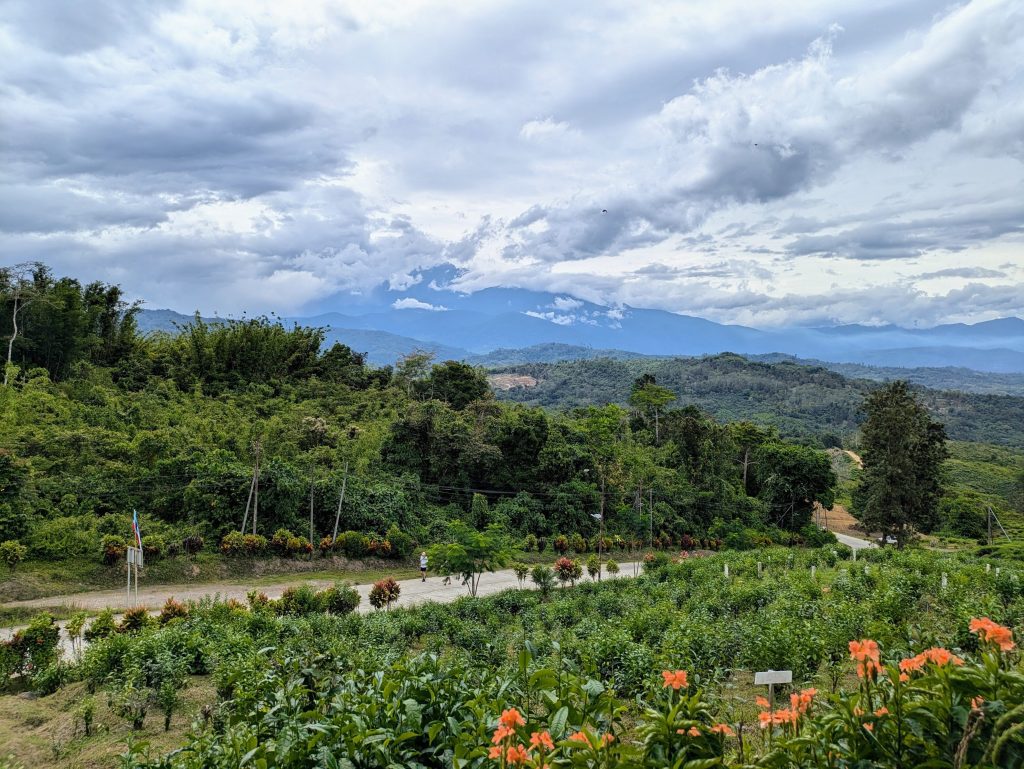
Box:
0, 552, 420, 605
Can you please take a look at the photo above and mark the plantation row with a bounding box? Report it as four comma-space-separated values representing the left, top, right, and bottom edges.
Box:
3, 545, 1024, 766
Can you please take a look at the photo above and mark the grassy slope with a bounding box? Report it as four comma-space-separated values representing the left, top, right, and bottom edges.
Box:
0, 677, 215, 769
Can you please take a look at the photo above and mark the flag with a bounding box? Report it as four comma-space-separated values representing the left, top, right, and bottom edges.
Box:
132, 509, 142, 549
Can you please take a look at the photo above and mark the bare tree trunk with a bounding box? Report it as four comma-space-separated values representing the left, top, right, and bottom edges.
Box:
4, 293, 20, 387
741, 448, 750, 493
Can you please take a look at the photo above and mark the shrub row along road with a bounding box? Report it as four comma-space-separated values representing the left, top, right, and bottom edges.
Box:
2, 531, 876, 627
0, 563, 645, 652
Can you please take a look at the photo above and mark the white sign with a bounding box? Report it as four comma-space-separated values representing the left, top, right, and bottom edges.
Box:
127, 546, 144, 567
754, 670, 792, 686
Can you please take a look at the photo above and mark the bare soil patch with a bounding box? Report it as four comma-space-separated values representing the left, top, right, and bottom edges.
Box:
488, 373, 538, 390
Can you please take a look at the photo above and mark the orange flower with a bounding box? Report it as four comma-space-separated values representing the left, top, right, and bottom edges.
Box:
662, 669, 689, 689
488, 746, 502, 759
529, 731, 554, 751
500, 708, 526, 729
849, 639, 880, 662
923, 647, 963, 666
568, 732, 590, 744
758, 711, 772, 728
970, 617, 1016, 651
756, 696, 770, 709
686, 726, 701, 736
971, 696, 985, 710
601, 733, 614, 747
864, 722, 874, 732
899, 672, 910, 683
492, 726, 514, 744
874, 707, 889, 716
849, 639, 881, 679
899, 655, 926, 674
710, 723, 735, 736
506, 745, 530, 764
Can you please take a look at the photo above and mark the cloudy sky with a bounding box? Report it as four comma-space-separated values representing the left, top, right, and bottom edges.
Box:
1, 0, 1022, 327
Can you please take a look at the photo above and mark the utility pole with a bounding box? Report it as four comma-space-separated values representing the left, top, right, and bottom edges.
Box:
332, 461, 349, 541
309, 461, 316, 545
648, 487, 654, 549
598, 475, 606, 580
252, 440, 261, 535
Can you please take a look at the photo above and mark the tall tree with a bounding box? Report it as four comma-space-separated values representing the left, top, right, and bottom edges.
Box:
753, 442, 836, 530
854, 381, 948, 547
629, 376, 675, 442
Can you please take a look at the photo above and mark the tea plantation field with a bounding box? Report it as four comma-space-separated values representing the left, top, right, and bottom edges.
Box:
3, 545, 1024, 768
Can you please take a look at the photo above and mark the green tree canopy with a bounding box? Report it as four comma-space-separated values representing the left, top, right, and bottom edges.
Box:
853, 380, 948, 546
753, 442, 836, 530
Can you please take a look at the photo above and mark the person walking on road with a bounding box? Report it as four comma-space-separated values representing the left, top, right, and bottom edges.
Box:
420, 551, 428, 581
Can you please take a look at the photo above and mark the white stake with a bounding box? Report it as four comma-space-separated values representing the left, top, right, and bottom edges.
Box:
941, 572, 947, 589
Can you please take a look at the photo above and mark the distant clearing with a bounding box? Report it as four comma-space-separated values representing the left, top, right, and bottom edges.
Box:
488, 373, 538, 390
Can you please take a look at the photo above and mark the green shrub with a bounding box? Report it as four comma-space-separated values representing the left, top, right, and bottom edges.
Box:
369, 577, 400, 610
74, 695, 96, 737
0, 539, 27, 570
386, 524, 415, 559
181, 534, 204, 556
530, 564, 556, 600
159, 597, 189, 625
554, 556, 584, 587
270, 529, 294, 556
32, 661, 68, 695
85, 609, 117, 642
320, 583, 361, 615
26, 516, 97, 560
118, 606, 153, 633
513, 562, 530, 586
142, 535, 166, 560
0, 612, 60, 690
100, 534, 127, 565
276, 585, 323, 615
337, 530, 370, 558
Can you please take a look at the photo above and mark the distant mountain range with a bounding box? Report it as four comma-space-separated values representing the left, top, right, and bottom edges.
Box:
136, 285, 1024, 374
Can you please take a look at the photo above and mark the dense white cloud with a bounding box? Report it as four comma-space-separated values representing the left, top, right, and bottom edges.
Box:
0, 0, 1021, 325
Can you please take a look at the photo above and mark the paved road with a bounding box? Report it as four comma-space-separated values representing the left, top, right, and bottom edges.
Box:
834, 532, 877, 551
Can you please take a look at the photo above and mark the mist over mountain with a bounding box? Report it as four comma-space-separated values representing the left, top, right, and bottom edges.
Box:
139, 284, 1024, 373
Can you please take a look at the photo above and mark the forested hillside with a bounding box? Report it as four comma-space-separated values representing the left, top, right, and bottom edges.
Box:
0, 268, 848, 570
490, 355, 1024, 448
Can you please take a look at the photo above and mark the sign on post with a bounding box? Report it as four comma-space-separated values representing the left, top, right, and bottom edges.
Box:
126, 546, 143, 606
755, 669, 793, 709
